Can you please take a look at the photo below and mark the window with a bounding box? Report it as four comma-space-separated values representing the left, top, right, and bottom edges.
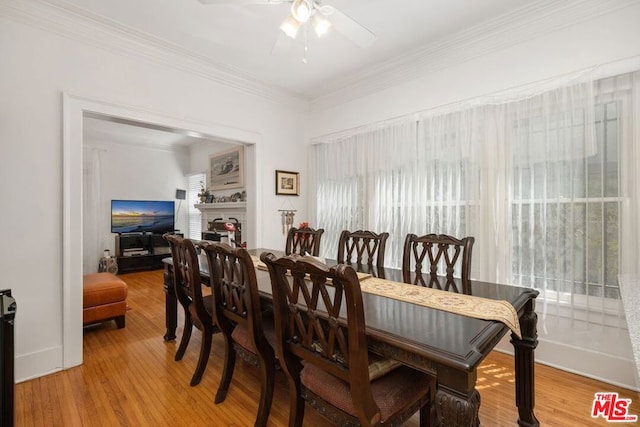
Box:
317, 176, 364, 257
510, 100, 622, 300
187, 173, 205, 240
315, 72, 639, 308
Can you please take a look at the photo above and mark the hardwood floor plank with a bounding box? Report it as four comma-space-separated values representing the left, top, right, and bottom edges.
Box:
15, 269, 640, 426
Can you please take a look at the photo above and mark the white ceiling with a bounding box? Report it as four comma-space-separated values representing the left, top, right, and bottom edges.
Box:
62, 0, 626, 146
57, 0, 534, 99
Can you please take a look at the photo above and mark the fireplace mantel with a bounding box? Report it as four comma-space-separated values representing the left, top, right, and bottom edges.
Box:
195, 202, 246, 233
194, 202, 246, 213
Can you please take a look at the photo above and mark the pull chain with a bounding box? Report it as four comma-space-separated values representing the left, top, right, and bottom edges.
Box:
302, 24, 308, 64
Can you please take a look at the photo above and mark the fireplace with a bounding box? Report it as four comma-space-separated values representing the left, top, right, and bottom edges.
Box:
196, 202, 246, 247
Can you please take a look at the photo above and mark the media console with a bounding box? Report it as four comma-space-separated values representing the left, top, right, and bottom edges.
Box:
115, 233, 179, 274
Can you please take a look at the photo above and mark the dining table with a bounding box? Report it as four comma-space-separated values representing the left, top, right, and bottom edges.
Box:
162, 248, 540, 427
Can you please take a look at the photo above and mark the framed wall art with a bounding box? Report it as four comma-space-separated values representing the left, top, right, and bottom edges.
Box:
209, 146, 244, 191
275, 170, 299, 196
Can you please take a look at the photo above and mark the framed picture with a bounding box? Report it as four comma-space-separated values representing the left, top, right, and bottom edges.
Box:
275, 170, 299, 196
205, 194, 214, 203
209, 146, 244, 191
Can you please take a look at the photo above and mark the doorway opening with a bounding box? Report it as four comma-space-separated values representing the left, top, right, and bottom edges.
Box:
63, 94, 261, 369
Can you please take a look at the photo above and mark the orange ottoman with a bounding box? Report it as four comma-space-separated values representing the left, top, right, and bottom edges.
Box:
83, 273, 128, 328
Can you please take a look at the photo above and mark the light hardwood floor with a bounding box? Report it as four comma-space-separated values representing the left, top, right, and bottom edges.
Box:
16, 269, 640, 426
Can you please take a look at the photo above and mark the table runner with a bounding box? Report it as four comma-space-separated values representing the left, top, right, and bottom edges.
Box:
359, 277, 521, 338
252, 255, 267, 270
250, 256, 521, 338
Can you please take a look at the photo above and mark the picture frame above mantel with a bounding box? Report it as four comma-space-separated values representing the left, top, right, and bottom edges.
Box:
209, 146, 244, 191
275, 170, 299, 196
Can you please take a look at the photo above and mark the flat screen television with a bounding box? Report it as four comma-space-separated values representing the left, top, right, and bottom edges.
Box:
111, 200, 175, 234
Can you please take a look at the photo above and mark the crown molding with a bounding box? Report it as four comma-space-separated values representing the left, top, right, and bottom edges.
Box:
0, 0, 308, 109
3, 0, 637, 114
309, 0, 640, 111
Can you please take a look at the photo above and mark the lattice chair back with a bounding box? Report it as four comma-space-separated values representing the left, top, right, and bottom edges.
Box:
201, 242, 276, 426
337, 229, 389, 268
285, 226, 325, 256
402, 233, 475, 293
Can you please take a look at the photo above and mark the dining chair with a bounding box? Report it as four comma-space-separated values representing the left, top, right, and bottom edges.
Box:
164, 234, 218, 386
285, 226, 324, 256
336, 229, 389, 268
402, 233, 475, 293
261, 252, 436, 427
200, 242, 277, 427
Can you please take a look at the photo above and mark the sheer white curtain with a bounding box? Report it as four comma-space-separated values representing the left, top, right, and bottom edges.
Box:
316, 121, 416, 262
315, 116, 483, 269
82, 146, 106, 274
504, 81, 599, 302
313, 70, 640, 313
596, 72, 640, 280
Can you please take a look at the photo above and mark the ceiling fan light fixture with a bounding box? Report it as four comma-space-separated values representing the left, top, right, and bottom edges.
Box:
312, 13, 331, 37
280, 14, 301, 39
291, 0, 312, 23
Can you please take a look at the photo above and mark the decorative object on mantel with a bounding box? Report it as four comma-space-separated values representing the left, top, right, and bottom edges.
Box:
197, 181, 210, 203
206, 191, 246, 203
275, 170, 299, 196
209, 146, 244, 191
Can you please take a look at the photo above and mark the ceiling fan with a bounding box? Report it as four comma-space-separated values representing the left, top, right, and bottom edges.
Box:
198, 0, 377, 50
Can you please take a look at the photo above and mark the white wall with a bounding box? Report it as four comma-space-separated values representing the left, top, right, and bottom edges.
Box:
82, 140, 190, 273
308, 4, 640, 137
0, 7, 307, 380
306, 5, 640, 390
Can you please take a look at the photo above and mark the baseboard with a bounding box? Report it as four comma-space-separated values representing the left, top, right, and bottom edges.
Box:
495, 335, 640, 392
15, 345, 64, 383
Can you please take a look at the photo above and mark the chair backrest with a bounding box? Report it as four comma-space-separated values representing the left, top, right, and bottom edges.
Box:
200, 242, 268, 349
285, 226, 324, 256
336, 230, 389, 268
402, 233, 475, 293
261, 253, 379, 421
164, 234, 209, 327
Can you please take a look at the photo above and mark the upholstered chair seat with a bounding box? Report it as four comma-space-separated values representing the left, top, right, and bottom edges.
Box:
301, 363, 433, 425
230, 317, 276, 356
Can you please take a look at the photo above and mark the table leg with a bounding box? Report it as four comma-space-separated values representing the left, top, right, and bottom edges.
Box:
163, 264, 177, 342
435, 385, 480, 427
511, 298, 539, 427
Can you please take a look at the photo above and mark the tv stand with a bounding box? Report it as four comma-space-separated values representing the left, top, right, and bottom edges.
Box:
115, 234, 178, 274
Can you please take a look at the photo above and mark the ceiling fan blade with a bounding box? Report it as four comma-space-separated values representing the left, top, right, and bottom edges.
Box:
329, 8, 377, 48
271, 31, 294, 55
198, 0, 288, 5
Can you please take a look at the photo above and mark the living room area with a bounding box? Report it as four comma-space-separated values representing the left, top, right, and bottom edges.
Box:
80, 113, 250, 276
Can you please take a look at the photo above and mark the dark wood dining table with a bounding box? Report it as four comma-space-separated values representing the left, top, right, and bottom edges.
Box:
162, 248, 540, 427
